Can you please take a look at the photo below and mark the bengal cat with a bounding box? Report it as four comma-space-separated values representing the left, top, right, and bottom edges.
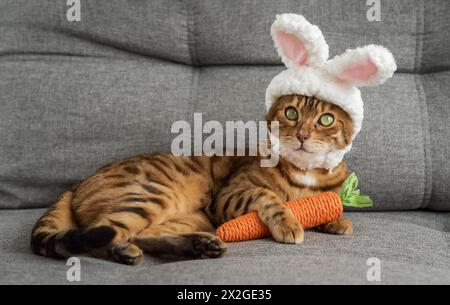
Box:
31, 94, 353, 265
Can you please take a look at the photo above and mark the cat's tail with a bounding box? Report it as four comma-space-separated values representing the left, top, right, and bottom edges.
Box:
31, 189, 116, 258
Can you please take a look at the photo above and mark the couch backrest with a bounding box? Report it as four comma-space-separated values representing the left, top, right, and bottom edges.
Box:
0, 0, 449, 211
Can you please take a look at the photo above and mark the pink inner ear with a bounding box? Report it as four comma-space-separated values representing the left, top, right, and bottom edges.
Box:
276, 31, 308, 66
336, 58, 378, 82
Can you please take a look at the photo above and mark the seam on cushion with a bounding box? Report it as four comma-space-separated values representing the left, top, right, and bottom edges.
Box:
185, 0, 199, 66
413, 2, 432, 209
415, 75, 432, 210
414, 1, 424, 73
189, 67, 200, 146
191, 67, 200, 110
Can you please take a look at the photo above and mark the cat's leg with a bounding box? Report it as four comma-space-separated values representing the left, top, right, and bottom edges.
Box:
133, 232, 226, 259
90, 241, 144, 265
316, 218, 353, 235
132, 212, 226, 258
214, 187, 304, 244
83, 211, 150, 265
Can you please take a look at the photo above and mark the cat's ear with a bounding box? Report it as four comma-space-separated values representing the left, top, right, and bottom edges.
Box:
326, 45, 397, 87
271, 14, 329, 69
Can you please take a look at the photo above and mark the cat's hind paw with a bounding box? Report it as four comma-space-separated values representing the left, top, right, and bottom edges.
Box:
317, 218, 353, 236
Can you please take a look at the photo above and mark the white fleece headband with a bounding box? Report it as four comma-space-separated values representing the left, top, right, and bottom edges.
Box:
266, 14, 397, 139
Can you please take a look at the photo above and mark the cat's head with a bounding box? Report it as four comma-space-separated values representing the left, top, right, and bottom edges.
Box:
267, 94, 353, 170
264, 14, 396, 169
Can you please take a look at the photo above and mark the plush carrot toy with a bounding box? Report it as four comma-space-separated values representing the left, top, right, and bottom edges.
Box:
216, 173, 373, 242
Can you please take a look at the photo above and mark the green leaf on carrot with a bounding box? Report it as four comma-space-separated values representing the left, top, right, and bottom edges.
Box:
339, 172, 373, 208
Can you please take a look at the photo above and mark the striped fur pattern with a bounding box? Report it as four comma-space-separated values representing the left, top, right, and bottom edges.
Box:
31, 155, 244, 264
31, 94, 353, 265
211, 95, 354, 243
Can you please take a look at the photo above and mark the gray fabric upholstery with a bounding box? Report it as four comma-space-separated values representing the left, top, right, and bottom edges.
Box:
0, 57, 195, 208
422, 72, 450, 211
189, 0, 418, 70
0, 0, 449, 284
1, 0, 449, 211
0, 0, 191, 64
0, 209, 448, 284
2, 0, 448, 71
0, 60, 447, 211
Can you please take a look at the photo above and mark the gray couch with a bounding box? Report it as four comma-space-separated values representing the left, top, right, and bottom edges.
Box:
0, 0, 448, 284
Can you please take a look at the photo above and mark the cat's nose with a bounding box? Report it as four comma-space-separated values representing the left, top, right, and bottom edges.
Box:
297, 132, 309, 143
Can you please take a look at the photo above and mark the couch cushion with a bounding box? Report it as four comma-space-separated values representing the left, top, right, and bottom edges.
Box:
422, 0, 450, 73
0, 57, 195, 208
1, 59, 446, 211
188, 0, 450, 72
0, 0, 191, 64
2, 0, 449, 72
196, 67, 430, 211
189, 0, 416, 70
0, 1, 449, 211
423, 72, 450, 211
0, 209, 448, 284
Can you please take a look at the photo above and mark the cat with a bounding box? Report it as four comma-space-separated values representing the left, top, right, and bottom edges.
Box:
31, 94, 353, 265
211, 95, 354, 243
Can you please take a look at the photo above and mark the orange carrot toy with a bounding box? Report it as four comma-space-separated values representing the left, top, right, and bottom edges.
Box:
216, 173, 372, 242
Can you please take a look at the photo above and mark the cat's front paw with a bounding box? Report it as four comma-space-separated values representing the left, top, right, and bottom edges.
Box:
269, 217, 304, 244
317, 218, 353, 235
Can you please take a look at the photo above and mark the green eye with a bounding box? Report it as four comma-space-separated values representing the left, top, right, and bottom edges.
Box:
319, 113, 334, 126
285, 107, 298, 121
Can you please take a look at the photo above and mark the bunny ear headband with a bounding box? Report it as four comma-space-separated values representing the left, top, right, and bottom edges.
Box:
266, 14, 397, 139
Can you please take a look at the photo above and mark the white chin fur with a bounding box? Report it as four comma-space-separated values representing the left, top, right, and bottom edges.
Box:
270, 133, 350, 170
